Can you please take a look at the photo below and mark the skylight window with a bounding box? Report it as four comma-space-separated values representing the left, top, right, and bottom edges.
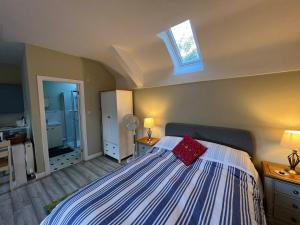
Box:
170, 20, 200, 64
158, 20, 204, 75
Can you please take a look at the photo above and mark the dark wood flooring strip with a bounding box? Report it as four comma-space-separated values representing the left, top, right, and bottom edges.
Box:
63, 166, 89, 187
52, 170, 79, 195
72, 163, 98, 182
83, 161, 107, 177
91, 158, 116, 172
40, 176, 66, 201
21, 204, 39, 225
89, 158, 112, 172
26, 182, 50, 222
0, 183, 9, 195
98, 156, 121, 169
29, 181, 52, 205
0, 156, 125, 225
0, 193, 15, 225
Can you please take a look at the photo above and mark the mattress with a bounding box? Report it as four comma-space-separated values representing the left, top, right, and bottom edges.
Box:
41, 138, 265, 225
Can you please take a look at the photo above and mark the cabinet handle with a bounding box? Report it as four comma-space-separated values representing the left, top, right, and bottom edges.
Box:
107, 116, 111, 119
113, 153, 115, 155
293, 190, 299, 195
292, 204, 298, 209
113, 146, 115, 149
291, 217, 297, 223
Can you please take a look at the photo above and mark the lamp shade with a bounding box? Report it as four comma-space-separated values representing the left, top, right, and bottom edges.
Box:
280, 130, 300, 150
144, 118, 154, 128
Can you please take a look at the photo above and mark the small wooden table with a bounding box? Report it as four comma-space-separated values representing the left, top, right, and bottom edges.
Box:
262, 161, 300, 185
262, 161, 300, 225
136, 137, 160, 156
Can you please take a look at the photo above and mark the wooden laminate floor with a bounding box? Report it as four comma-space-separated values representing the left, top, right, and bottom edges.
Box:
0, 156, 122, 225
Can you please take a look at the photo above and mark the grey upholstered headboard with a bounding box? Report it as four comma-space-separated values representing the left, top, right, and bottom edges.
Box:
165, 123, 254, 156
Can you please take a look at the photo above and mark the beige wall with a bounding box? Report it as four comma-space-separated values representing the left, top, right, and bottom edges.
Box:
0, 63, 21, 84
134, 71, 300, 169
25, 44, 116, 173
81, 58, 115, 155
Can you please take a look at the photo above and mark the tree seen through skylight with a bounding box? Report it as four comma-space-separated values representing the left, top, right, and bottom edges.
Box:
170, 20, 200, 64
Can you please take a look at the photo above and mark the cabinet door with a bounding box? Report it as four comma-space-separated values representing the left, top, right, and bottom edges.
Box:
116, 91, 133, 158
101, 92, 118, 144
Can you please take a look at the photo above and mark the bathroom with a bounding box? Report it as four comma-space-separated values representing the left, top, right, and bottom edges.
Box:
43, 81, 81, 172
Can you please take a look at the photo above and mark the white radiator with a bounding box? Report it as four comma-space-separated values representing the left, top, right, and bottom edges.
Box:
24, 141, 35, 175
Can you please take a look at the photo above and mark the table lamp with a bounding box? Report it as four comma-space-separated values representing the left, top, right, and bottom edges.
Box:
144, 118, 154, 142
280, 130, 300, 174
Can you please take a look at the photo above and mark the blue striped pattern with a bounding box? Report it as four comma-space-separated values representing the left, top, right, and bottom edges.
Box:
41, 149, 265, 225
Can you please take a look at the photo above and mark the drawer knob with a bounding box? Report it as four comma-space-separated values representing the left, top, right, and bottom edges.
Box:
293, 190, 299, 195
291, 217, 297, 223
292, 204, 298, 209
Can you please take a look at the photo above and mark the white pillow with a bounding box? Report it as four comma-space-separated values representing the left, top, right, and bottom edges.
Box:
154, 136, 182, 150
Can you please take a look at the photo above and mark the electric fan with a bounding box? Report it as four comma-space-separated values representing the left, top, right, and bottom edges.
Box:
122, 114, 140, 159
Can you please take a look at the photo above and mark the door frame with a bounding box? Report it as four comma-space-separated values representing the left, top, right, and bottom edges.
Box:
37, 76, 89, 175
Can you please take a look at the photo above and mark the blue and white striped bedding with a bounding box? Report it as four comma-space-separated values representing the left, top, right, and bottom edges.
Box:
41, 138, 265, 225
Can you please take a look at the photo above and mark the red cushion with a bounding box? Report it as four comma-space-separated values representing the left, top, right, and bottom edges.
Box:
172, 135, 207, 166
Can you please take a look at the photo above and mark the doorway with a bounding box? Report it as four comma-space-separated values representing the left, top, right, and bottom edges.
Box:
37, 76, 88, 175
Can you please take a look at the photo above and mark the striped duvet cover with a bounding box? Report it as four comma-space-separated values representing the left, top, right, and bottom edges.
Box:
41, 141, 265, 225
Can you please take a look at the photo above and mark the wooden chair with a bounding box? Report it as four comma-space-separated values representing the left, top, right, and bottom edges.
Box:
0, 140, 13, 191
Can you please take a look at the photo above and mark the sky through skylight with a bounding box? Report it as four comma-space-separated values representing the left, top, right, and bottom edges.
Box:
170, 20, 200, 64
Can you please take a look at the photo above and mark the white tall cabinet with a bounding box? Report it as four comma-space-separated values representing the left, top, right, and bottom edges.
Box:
101, 90, 134, 163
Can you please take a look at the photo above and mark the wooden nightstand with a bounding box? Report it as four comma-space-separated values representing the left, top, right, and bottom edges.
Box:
136, 137, 160, 156
262, 161, 300, 225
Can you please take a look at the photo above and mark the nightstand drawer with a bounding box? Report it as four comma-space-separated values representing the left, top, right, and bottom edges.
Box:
138, 144, 151, 156
275, 194, 300, 212
275, 181, 300, 199
274, 206, 300, 225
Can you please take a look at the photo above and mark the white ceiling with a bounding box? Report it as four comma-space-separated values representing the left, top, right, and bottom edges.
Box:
1, 0, 300, 87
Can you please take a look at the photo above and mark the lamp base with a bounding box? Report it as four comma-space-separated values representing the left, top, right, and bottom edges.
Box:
287, 150, 300, 175
287, 169, 298, 175
147, 128, 152, 143
284, 167, 299, 175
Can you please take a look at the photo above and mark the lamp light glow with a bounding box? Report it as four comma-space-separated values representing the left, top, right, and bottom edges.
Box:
144, 118, 154, 128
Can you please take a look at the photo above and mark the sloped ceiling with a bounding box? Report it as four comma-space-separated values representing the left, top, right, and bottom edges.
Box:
1, 0, 300, 88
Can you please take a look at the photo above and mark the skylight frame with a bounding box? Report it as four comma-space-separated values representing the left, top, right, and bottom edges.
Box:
157, 20, 204, 75
167, 20, 202, 66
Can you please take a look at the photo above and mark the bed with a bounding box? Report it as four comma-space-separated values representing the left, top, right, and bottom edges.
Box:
41, 123, 266, 225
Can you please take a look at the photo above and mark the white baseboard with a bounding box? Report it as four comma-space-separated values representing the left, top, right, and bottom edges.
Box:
85, 152, 103, 161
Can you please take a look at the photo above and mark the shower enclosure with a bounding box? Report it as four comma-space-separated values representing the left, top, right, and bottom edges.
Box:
63, 90, 81, 148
